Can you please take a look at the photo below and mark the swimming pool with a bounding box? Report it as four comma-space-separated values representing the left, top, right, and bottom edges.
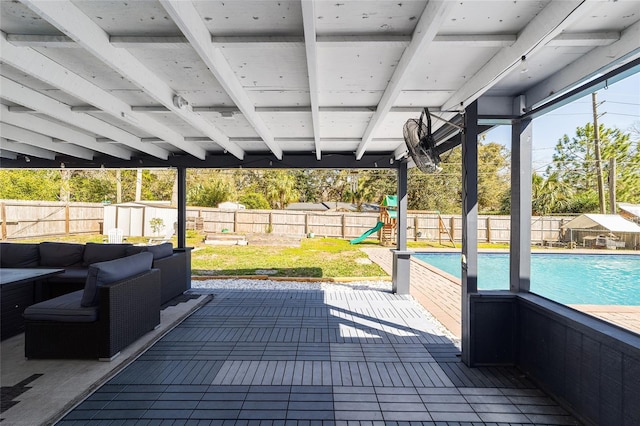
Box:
413, 252, 640, 306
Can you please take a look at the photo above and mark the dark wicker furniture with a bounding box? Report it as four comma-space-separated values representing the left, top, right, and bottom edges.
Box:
0, 242, 190, 305
24, 268, 161, 360
0, 268, 63, 340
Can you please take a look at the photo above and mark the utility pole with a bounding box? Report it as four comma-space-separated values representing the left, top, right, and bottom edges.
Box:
592, 92, 606, 214
116, 169, 122, 203
609, 157, 617, 214
135, 169, 143, 202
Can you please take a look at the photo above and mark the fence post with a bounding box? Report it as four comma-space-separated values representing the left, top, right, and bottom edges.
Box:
341, 214, 346, 238
305, 213, 309, 235
486, 217, 491, 243
269, 212, 273, 232
233, 210, 238, 233
65, 204, 70, 235
414, 215, 419, 241
1, 202, 6, 240
450, 216, 455, 242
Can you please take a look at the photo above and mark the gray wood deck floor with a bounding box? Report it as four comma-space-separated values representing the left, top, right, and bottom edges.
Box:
57, 289, 580, 425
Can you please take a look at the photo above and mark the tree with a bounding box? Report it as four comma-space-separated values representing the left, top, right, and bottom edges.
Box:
407, 142, 510, 214
238, 192, 270, 209
264, 170, 299, 208
141, 170, 175, 201
477, 142, 510, 213
0, 170, 61, 200
531, 172, 576, 215
344, 173, 374, 211
546, 123, 639, 210
187, 170, 234, 207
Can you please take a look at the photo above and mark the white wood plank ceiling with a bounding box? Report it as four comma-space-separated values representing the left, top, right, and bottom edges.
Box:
1, 0, 639, 166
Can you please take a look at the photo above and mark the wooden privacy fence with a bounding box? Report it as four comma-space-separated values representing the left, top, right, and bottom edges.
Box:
188, 207, 572, 244
1, 200, 104, 240
1, 199, 571, 244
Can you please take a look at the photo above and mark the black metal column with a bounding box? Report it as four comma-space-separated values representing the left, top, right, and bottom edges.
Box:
392, 159, 411, 294
461, 101, 478, 366
177, 167, 187, 249
509, 118, 533, 292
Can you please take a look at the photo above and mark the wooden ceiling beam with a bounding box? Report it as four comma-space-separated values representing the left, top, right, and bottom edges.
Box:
21, 0, 242, 160
1, 35, 173, 160
441, 0, 596, 112
0, 122, 94, 160
0, 101, 131, 160
302, 0, 322, 160
7, 31, 623, 50
1, 76, 141, 160
356, 0, 453, 160
160, 0, 281, 159
0, 138, 57, 160
526, 21, 640, 110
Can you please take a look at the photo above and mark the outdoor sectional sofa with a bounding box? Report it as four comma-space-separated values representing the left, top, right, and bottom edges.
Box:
0, 241, 191, 305
23, 252, 160, 360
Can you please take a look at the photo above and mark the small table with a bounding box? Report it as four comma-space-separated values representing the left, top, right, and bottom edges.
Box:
1, 268, 64, 340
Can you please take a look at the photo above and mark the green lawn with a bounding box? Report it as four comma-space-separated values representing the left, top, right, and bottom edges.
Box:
14, 233, 513, 278
191, 238, 387, 278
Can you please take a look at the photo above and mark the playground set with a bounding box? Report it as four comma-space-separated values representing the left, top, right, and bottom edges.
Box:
350, 195, 397, 246
350, 195, 456, 246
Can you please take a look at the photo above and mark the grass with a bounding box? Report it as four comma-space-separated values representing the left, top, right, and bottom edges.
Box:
13, 232, 511, 278
191, 238, 387, 278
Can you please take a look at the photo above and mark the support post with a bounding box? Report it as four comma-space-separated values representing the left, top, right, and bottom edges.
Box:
509, 118, 532, 293
461, 101, 478, 366
177, 167, 187, 249
392, 159, 411, 295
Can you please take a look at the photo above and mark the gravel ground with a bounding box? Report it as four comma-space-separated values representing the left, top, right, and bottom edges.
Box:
190, 278, 393, 292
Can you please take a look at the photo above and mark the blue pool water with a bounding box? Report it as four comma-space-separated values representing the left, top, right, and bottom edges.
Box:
413, 253, 640, 305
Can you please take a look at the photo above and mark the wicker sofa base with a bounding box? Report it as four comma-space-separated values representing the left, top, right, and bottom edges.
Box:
25, 269, 161, 360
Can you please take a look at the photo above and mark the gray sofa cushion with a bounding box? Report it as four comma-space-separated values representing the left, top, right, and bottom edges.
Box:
0, 243, 40, 267
81, 252, 154, 307
146, 243, 174, 260
125, 245, 148, 256
48, 268, 89, 283
23, 290, 98, 322
39, 242, 85, 267
83, 242, 132, 266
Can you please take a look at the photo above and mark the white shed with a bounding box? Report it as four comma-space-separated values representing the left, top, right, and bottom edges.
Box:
103, 202, 177, 237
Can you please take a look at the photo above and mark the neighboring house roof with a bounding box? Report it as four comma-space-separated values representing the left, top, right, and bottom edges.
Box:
618, 203, 640, 219
104, 201, 173, 208
286, 203, 329, 211
218, 202, 246, 209
561, 214, 640, 233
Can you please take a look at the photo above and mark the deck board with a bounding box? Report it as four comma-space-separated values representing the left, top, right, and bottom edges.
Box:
57, 289, 579, 425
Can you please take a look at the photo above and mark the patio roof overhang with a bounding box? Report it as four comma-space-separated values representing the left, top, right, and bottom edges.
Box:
0, 0, 638, 168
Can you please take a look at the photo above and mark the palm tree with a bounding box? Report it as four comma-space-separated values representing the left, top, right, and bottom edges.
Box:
265, 170, 299, 209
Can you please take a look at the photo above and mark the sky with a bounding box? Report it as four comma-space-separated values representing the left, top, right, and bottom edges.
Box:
485, 72, 640, 175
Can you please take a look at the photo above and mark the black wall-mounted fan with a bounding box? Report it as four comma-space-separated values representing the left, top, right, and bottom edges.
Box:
402, 108, 441, 173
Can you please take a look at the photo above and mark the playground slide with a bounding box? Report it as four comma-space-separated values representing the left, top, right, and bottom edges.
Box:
350, 221, 384, 244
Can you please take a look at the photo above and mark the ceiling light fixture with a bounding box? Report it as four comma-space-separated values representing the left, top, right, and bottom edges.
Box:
520, 55, 528, 74
172, 95, 189, 109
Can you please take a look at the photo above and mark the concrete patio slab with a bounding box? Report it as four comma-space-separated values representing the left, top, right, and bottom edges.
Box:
1, 295, 210, 426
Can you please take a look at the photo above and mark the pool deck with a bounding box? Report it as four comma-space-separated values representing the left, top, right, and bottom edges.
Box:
361, 248, 640, 338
